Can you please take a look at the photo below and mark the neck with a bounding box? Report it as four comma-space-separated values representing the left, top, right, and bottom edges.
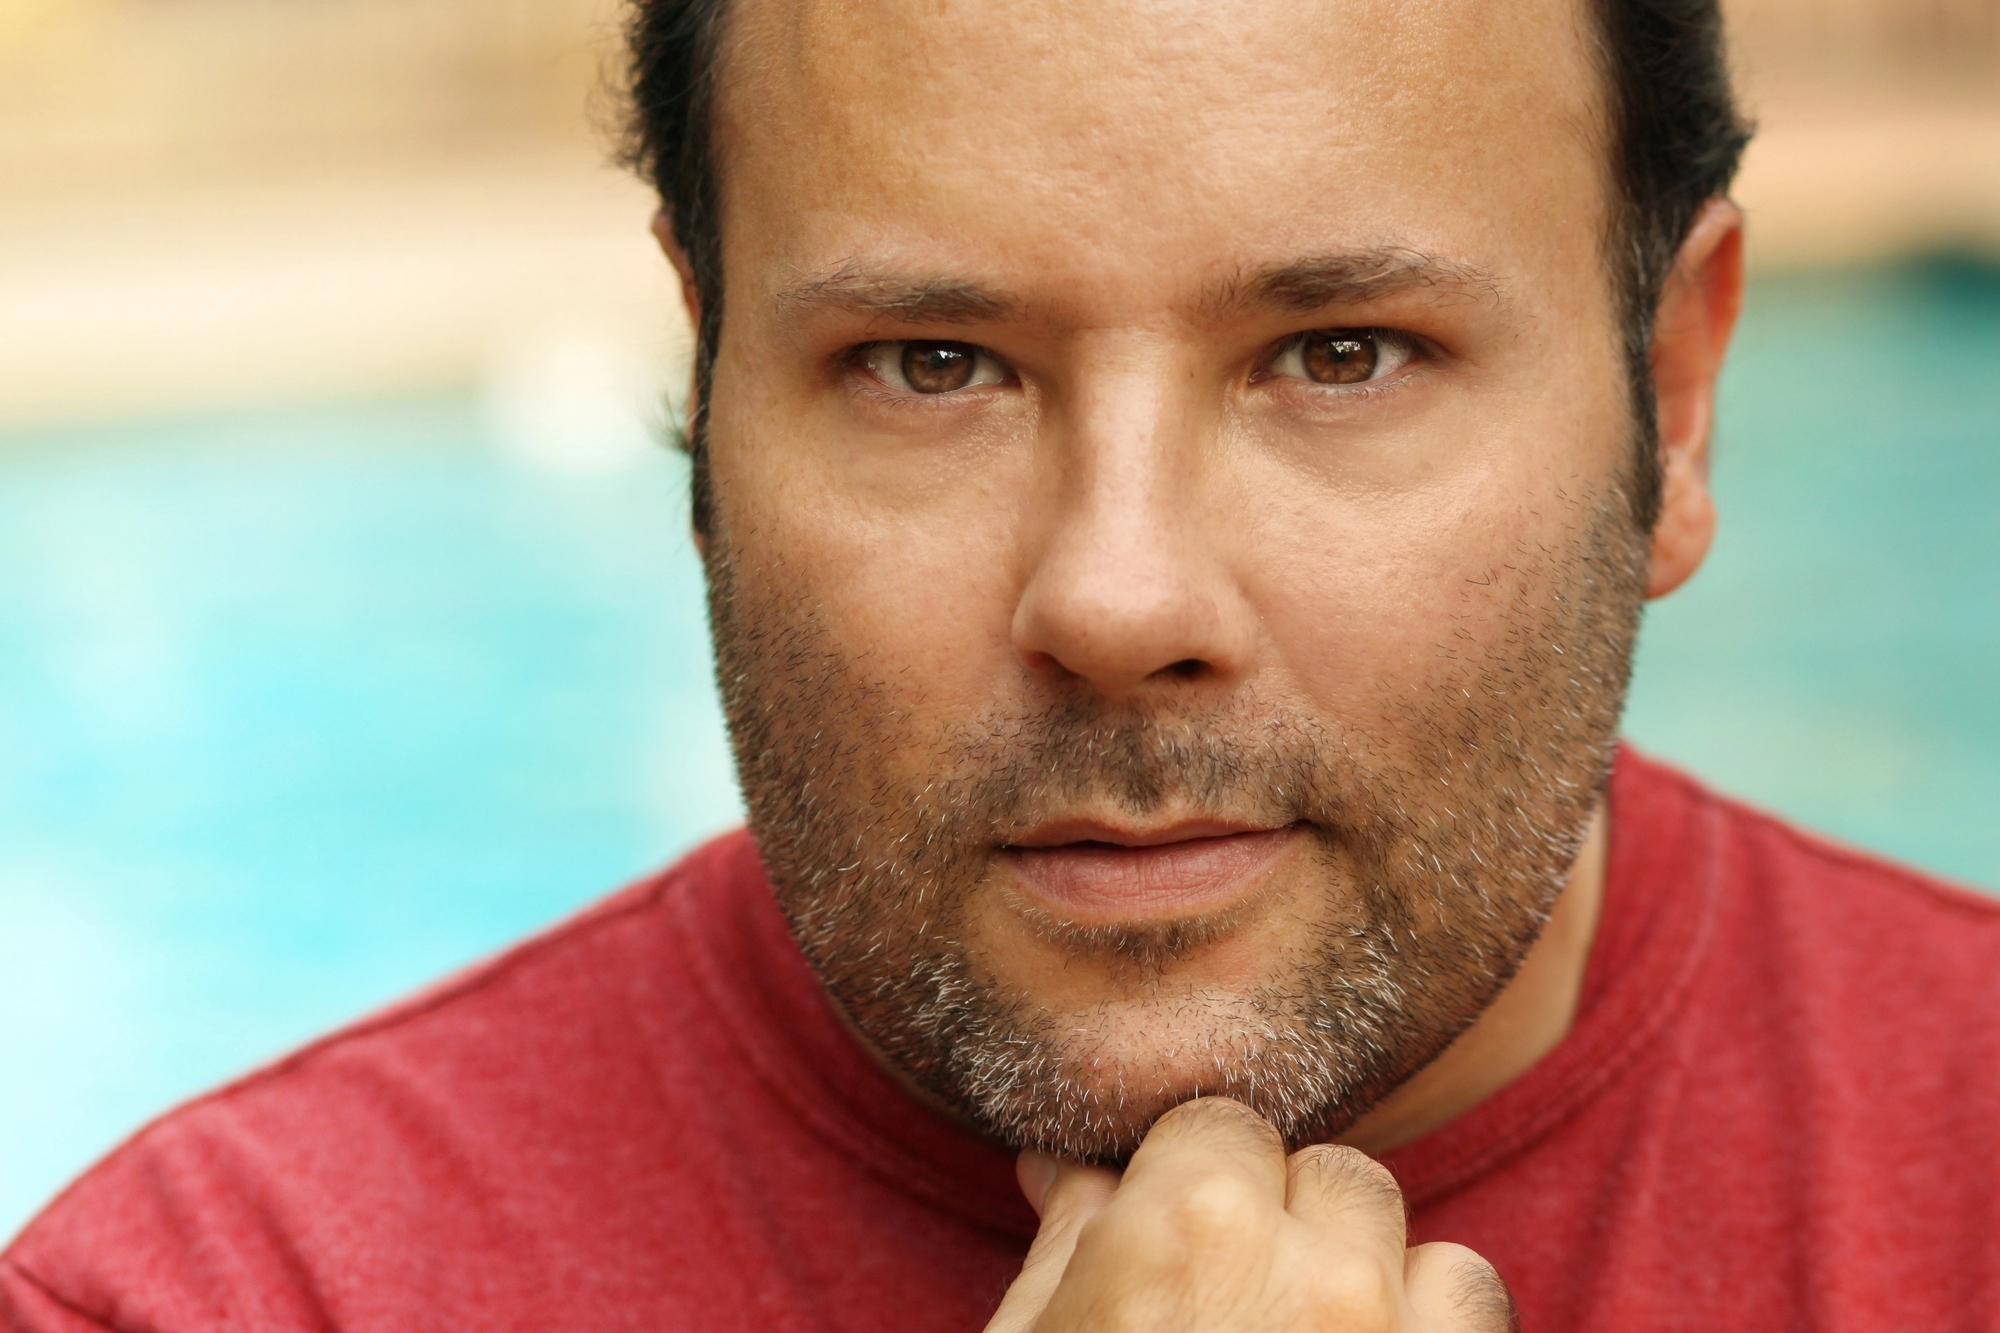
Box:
1337, 802, 1609, 1156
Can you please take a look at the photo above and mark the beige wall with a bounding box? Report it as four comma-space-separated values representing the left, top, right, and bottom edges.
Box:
1729, 0, 2000, 264
0, 0, 616, 189
1731, 0, 2000, 81
2, 0, 1996, 432
0, 0, 680, 437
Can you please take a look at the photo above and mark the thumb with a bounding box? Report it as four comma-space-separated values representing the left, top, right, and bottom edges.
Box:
982, 1152, 1120, 1333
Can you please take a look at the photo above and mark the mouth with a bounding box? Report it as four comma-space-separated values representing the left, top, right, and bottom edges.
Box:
999, 820, 1307, 920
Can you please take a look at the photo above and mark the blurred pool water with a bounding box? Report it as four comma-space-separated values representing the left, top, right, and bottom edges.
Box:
3, 260, 1998, 1236
1625, 259, 2000, 889
0, 403, 741, 1235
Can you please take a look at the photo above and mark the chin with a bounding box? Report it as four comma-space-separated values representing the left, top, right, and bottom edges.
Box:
933, 987, 1396, 1161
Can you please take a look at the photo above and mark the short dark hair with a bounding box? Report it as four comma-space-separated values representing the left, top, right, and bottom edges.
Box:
622, 0, 1750, 535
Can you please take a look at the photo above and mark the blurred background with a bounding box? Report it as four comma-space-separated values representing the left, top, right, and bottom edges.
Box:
2, 0, 1997, 1237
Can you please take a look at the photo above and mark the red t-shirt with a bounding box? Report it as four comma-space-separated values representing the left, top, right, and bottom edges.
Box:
5, 749, 1999, 1331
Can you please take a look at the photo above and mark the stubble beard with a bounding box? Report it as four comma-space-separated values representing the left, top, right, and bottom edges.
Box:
705, 484, 1649, 1162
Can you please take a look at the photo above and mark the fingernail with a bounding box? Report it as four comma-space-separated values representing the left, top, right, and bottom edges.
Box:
1017, 1150, 1059, 1215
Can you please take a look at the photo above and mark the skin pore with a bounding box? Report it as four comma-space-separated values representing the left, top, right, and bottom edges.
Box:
668, 0, 1738, 1168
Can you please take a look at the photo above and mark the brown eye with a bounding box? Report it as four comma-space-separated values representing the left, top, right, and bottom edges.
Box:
901, 342, 976, 394
1266, 327, 1414, 389
858, 340, 1011, 397
1299, 332, 1377, 384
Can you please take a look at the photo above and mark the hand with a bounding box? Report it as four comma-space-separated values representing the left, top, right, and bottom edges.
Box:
985, 1098, 1515, 1332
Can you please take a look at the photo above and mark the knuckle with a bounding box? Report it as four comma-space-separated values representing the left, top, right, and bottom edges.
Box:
1292, 1144, 1408, 1222
1449, 1254, 1516, 1331
1091, 1174, 1266, 1265
1168, 1171, 1269, 1243
1304, 1250, 1400, 1328
1408, 1241, 1517, 1332
1160, 1095, 1284, 1145
1090, 1169, 1271, 1266
1290, 1143, 1353, 1187
1320, 1144, 1402, 1195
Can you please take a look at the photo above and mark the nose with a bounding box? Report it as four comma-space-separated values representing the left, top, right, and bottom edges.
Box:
1010, 367, 1256, 697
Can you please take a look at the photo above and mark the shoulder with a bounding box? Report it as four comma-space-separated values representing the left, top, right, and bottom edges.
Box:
1622, 745, 1999, 918
1621, 747, 2000, 1014
1, 830, 759, 1332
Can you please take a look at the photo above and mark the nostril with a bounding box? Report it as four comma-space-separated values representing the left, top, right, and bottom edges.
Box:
1163, 658, 1206, 680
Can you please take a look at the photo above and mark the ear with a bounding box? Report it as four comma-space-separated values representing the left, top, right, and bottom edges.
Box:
1644, 197, 1743, 599
652, 209, 711, 557
651, 209, 703, 330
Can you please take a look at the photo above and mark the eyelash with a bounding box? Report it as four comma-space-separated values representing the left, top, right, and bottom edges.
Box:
844, 341, 1013, 409
843, 329, 1427, 405
1255, 328, 1422, 393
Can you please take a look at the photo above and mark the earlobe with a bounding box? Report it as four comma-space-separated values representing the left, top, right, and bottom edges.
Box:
1645, 452, 1717, 599
1644, 198, 1743, 600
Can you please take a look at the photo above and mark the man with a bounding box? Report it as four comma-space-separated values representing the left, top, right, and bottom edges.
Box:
7, 0, 1999, 1326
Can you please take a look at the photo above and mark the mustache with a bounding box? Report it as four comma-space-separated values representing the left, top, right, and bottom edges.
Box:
940, 693, 1364, 844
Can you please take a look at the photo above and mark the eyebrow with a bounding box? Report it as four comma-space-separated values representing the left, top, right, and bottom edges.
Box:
1219, 248, 1506, 316
776, 261, 1017, 325
774, 247, 1504, 328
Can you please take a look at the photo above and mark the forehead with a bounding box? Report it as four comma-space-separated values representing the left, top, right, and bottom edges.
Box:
712, 0, 1608, 318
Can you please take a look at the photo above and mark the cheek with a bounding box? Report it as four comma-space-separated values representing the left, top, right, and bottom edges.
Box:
706, 384, 1035, 727
1240, 502, 1492, 719
1238, 391, 1628, 722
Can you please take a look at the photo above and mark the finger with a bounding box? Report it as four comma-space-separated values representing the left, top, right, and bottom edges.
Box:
1404, 1241, 1518, 1332
1120, 1096, 1289, 1205
983, 1154, 1120, 1333
1283, 1143, 1408, 1260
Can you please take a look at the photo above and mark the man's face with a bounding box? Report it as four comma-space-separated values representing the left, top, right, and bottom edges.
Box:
700, 0, 1648, 1157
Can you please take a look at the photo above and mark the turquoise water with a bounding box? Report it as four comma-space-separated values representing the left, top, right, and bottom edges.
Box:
3, 262, 1998, 1236
1625, 260, 2000, 887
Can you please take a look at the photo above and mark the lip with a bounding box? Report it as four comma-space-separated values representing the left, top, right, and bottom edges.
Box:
1000, 821, 1305, 918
